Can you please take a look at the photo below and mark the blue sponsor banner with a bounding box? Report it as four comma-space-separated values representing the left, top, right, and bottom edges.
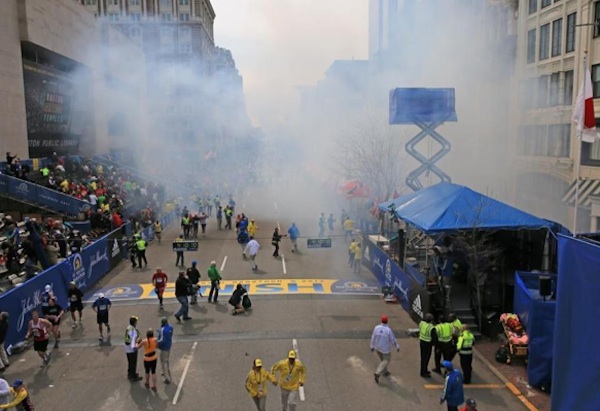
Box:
63, 234, 110, 294
362, 237, 411, 311
1, 174, 89, 216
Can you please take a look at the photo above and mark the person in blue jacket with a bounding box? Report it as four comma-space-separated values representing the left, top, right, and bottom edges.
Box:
440, 360, 464, 411
157, 317, 173, 384
288, 223, 300, 253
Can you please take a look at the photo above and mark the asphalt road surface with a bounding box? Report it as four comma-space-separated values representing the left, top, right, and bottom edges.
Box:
3, 182, 529, 410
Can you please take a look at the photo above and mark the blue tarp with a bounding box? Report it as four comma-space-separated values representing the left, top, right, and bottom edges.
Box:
513, 272, 556, 388
378, 182, 553, 234
552, 235, 600, 411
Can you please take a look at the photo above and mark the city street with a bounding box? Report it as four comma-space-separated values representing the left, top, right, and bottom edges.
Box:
1, 185, 529, 410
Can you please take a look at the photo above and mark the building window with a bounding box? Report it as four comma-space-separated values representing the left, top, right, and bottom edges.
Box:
537, 75, 550, 107
179, 13, 190, 22
541, 0, 551, 7
539, 23, 550, 60
160, 27, 175, 53
108, 0, 119, 5
551, 18, 562, 57
160, 0, 171, 5
179, 26, 192, 42
130, 13, 141, 22
86, 0, 96, 5
129, 0, 140, 5
179, 43, 192, 54
529, 0, 537, 14
595, 2, 600, 38
593, 64, 600, 98
564, 70, 574, 105
129, 26, 142, 38
527, 29, 536, 64
108, 12, 120, 21
180, 0, 189, 5
550, 73, 560, 106
166, 106, 175, 115
547, 125, 570, 157
161, 13, 172, 22
566, 13, 576, 53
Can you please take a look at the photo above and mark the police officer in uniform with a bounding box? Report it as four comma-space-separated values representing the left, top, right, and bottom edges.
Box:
456, 324, 475, 384
433, 316, 453, 374
419, 313, 437, 378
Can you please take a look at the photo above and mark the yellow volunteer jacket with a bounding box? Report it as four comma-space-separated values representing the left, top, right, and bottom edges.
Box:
271, 359, 306, 390
245, 369, 276, 397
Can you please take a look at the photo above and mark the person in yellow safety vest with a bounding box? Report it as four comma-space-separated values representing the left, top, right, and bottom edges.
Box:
246, 358, 277, 411
248, 219, 258, 237
419, 313, 438, 378
353, 242, 362, 274
271, 350, 306, 411
41, 166, 50, 177
433, 316, 453, 374
181, 214, 191, 239
135, 234, 148, 268
448, 312, 462, 361
349, 240, 358, 266
457, 324, 475, 384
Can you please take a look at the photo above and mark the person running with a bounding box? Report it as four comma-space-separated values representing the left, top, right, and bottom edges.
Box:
349, 239, 358, 266
225, 206, 233, 230
25, 311, 52, 367
152, 268, 168, 309
271, 227, 286, 258
154, 220, 163, 244
137, 329, 159, 392
125, 316, 142, 381
353, 242, 362, 274
186, 261, 201, 304
327, 213, 335, 236
246, 358, 277, 411
238, 229, 250, 259
318, 213, 326, 237
343, 217, 355, 242
67, 281, 84, 329
216, 206, 223, 230
370, 315, 400, 383
440, 361, 465, 411
244, 237, 260, 271
271, 350, 306, 411
199, 212, 208, 235
174, 271, 192, 322
157, 317, 173, 384
287, 223, 300, 253
207, 261, 222, 303
0, 379, 34, 411
92, 293, 112, 342
44, 298, 64, 348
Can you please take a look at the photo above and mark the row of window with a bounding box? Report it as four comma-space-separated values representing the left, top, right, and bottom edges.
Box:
526, 13, 576, 63
518, 124, 570, 158
529, 0, 561, 15
521, 71, 574, 109
96, 0, 191, 5
128, 26, 192, 40
107, 12, 191, 22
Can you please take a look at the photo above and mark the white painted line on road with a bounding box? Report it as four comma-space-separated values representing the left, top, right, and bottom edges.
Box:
292, 338, 298, 353
282, 254, 287, 275
274, 202, 278, 212
220, 256, 228, 272
291, 338, 305, 401
172, 341, 198, 405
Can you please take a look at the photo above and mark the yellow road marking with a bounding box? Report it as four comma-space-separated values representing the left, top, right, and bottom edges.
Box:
506, 383, 540, 411
424, 384, 502, 389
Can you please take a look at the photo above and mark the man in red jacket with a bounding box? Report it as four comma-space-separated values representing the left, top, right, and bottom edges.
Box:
152, 268, 168, 309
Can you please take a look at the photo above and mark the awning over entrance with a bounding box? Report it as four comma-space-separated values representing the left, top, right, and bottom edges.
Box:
562, 179, 600, 208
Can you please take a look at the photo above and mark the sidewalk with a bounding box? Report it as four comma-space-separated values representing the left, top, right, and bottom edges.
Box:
476, 340, 550, 411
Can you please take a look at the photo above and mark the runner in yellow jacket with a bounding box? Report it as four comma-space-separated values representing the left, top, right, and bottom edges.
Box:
271, 350, 306, 411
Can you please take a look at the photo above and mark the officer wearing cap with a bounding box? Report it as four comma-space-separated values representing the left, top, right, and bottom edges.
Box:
246, 358, 277, 411
419, 313, 437, 378
0, 379, 34, 410
271, 350, 306, 411
125, 315, 142, 381
370, 314, 400, 383
440, 361, 464, 411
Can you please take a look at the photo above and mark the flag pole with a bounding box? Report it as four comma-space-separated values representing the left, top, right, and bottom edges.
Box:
573, 52, 588, 235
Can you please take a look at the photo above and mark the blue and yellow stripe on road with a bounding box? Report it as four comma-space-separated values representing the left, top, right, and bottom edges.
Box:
84, 279, 380, 302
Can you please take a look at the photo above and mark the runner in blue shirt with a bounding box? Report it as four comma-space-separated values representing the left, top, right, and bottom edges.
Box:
92, 293, 112, 342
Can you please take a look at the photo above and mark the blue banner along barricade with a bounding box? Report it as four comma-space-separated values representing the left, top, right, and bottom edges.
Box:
362, 235, 429, 323
0, 174, 89, 216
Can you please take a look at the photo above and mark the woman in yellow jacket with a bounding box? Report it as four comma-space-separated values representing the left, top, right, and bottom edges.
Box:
271, 350, 306, 411
246, 358, 277, 411
248, 219, 259, 237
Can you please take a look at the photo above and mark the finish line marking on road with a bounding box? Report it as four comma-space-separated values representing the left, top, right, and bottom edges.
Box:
220, 256, 228, 272
282, 254, 287, 275
424, 383, 503, 389
84, 279, 381, 302
172, 341, 197, 405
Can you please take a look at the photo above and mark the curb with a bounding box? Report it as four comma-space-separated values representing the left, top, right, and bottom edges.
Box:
473, 348, 540, 411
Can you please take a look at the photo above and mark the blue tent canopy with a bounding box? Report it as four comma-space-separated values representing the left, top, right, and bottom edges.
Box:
378, 183, 553, 234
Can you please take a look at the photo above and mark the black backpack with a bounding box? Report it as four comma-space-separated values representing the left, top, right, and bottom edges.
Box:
495, 347, 508, 364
